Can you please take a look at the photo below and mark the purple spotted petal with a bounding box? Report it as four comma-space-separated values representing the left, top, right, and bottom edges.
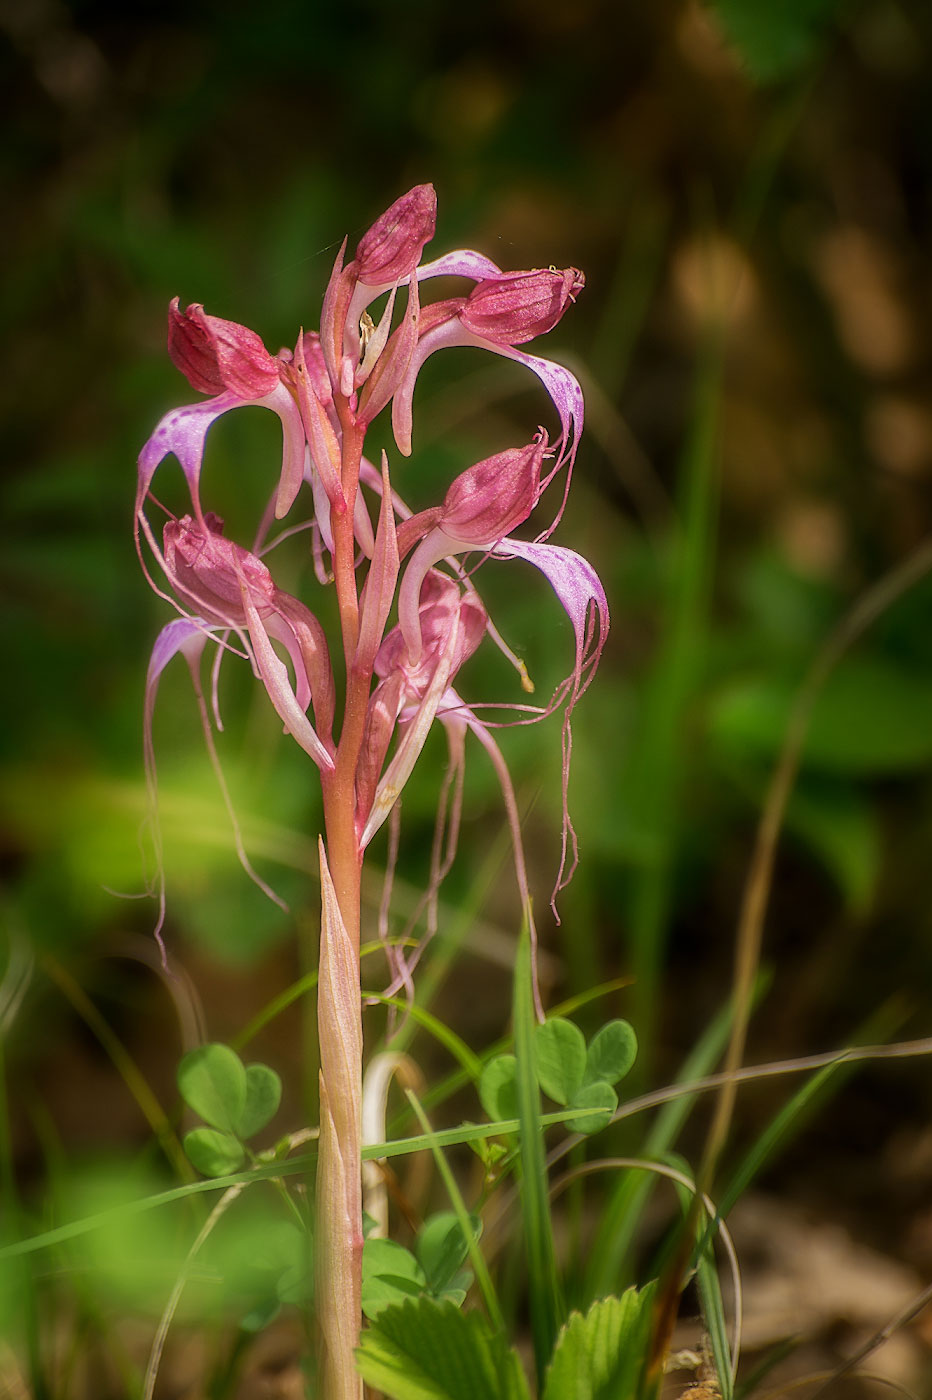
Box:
490, 539, 608, 703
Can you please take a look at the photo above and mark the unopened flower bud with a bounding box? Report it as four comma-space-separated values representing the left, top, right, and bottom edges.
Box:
353, 184, 437, 287
168, 299, 281, 398
460, 267, 585, 346
440, 434, 547, 545
163, 513, 275, 624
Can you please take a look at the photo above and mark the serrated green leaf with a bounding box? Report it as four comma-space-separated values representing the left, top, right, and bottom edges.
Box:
364, 1238, 425, 1285
355, 1297, 531, 1400
178, 1043, 247, 1133
566, 1081, 617, 1135
363, 1239, 428, 1317
534, 1018, 587, 1105
542, 1289, 651, 1400
362, 1273, 427, 1318
583, 1021, 638, 1088
235, 1063, 282, 1139
182, 1127, 245, 1177
478, 1055, 518, 1122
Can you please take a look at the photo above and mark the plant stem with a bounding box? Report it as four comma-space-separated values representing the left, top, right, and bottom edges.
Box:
315, 407, 370, 1400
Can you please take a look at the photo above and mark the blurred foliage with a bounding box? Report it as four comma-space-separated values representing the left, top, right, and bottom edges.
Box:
4, 0, 932, 1353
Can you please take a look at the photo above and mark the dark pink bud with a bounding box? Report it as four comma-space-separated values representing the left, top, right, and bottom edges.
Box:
353, 184, 437, 286
440, 434, 548, 545
460, 267, 585, 346
168, 298, 281, 399
163, 513, 276, 624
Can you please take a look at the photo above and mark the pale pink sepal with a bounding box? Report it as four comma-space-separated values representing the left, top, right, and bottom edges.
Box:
355, 453, 399, 674
136, 383, 305, 526
411, 248, 504, 284
239, 586, 336, 772
360, 611, 463, 849
357, 273, 420, 429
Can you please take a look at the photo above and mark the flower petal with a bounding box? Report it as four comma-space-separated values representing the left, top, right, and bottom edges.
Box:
239, 582, 336, 772
360, 611, 462, 849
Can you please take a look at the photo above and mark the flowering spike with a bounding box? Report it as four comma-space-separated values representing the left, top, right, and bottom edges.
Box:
460, 267, 585, 346
168, 298, 280, 398
352, 183, 437, 288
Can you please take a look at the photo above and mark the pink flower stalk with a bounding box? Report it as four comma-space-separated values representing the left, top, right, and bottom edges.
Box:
137, 183, 605, 1400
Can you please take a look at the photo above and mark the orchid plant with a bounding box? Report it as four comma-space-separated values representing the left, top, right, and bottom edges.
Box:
137, 184, 607, 1399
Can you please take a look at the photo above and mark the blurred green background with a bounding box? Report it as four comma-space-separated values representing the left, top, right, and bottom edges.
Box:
4, 0, 932, 1324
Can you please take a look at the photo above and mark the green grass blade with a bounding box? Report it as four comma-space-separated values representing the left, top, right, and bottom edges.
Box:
584, 984, 759, 1298
513, 924, 563, 1385
625, 334, 722, 1074
405, 1090, 504, 1332
365, 995, 482, 1082
715, 1000, 904, 1223
694, 1236, 734, 1400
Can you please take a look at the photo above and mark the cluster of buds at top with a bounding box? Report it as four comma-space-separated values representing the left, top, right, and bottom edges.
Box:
138, 182, 607, 947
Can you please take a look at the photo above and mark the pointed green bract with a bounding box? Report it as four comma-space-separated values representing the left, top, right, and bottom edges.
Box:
541, 1289, 652, 1400
355, 1297, 531, 1400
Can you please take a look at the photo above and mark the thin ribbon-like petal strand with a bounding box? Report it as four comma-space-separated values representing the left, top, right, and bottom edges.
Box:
489, 538, 609, 910
145, 619, 288, 950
